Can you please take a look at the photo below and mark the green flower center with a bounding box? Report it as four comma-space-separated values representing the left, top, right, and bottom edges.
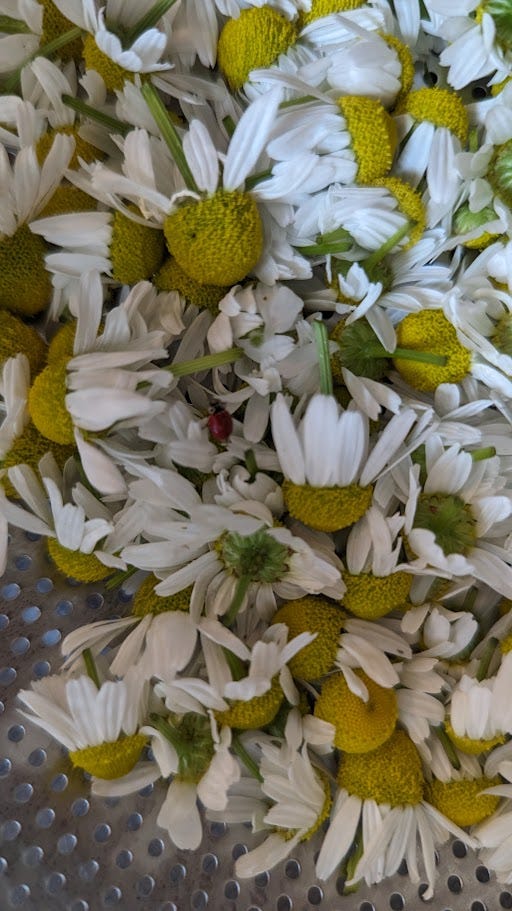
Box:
217, 529, 290, 583
413, 493, 477, 557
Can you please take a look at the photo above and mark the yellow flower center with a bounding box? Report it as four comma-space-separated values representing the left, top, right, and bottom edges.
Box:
403, 87, 469, 144
40, 0, 83, 61
82, 34, 139, 92
0, 224, 52, 317
47, 322, 77, 364
282, 480, 373, 533
154, 257, 228, 312
217, 7, 298, 91
337, 96, 397, 184
299, 0, 364, 27
381, 33, 415, 107
372, 176, 426, 248
272, 596, 344, 680
394, 310, 471, 391
445, 719, 505, 755
38, 185, 98, 219
132, 576, 192, 617
1, 423, 74, 499
314, 670, 397, 753
215, 676, 284, 730
0, 311, 47, 376
69, 734, 147, 779
47, 538, 112, 582
426, 776, 501, 827
110, 210, 165, 284
342, 571, 412, 619
338, 729, 424, 805
164, 190, 263, 286
35, 126, 102, 170
501, 630, 512, 652
28, 359, 75, 445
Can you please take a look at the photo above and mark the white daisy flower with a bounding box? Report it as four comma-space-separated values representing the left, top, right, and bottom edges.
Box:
401, 602, 479, 660
17, 666, 149, 779
446, 651, 512, 751
270, 392, 431, 533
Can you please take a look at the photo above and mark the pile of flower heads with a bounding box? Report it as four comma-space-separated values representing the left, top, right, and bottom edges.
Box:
6, 0, 512, 897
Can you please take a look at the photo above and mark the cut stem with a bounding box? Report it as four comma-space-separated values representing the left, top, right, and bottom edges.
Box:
434, 725, 461, 771
83, 648, 101, 689
280, 94, 316, 109
476, 637, 498, 682
364, 220, 413, 274
124, 0, 177, 45
62, 94, 130, 136
314, 319, 334, 396
231, 734, 263, 781
296, 225, 352, 256
169, 347, 242, 377
4, 26, 83, 93
223, 575, 251, 626
223, 648, 247, 682
141, 82, 199, 193
471, 446, 496, 462
0, 15, 30, 33
104, 565, 138, 591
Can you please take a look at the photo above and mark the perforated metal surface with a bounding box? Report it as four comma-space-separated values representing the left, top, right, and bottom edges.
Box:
1, 529, 511, 911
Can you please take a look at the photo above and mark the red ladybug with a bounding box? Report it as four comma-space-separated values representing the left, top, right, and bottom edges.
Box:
207, 405, 233, 442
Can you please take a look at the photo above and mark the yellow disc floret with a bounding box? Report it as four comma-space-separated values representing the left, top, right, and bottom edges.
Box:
82, 34, 137, 92
41, 0, 83, 62
69, 734, 147, 779
373, 177, 426, 248
38, 185, 98, 219
445, 719, 505, 755
133, 576, 192, 617
35, 126, 101, 170
154, 257, 228, 312
394, 310, 471, 391
381, 33, 415, 107
342, 571, 412, 619
299, 0, 364, 27
110, 210, 165, 284
426, 776, 501, 827
272, 596, 343, 679
338, 729, 423, 805
338, 96, 396, 184
47, 323, 77, 364
403, 87, 469, 144
314, 671, 397, 753
217, 7, 297, 91
47, 538, 112, 582
0, 312, 46, 376
164, 190, 263, 286
283, 480, 373, 533
215, 676, 284, 729
0, 225, 52, 316
28, 359, 74, 445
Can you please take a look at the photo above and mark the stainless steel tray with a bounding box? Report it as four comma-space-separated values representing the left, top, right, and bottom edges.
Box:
1, 528, 509, 911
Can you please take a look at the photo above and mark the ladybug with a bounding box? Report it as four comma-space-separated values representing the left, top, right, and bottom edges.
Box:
207, 405, 233, 442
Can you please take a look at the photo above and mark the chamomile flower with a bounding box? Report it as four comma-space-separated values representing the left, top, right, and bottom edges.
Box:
270, 392, 428, 532
402, 433, 512, 597
315, 729, 474, 897
445, 651, 512, 755
17, 666, 149, 779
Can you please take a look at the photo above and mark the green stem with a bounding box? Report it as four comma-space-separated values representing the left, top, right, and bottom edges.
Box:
83, 648, 101, 689
104, 565, 138, 591
245, 168, 272, 190
279, 94, 316, 109
314, 319, 333, 396
223, 575, 251, 626
222, 115, 236, 138
471, 446, 496, 462
124, 0, 177, 45
296, 225, 352, 256
344, 831, 364, 892
62, 94, 130, 136
368, 345, 447, 366
364, 220, 413, 274
245, 448, 258, 481
0, 15, 30, 33
222, 648, 247, 682
141, 82, 199, 193
462, 586, 478, 614
169, 347, 242, 377
476, 637, 498, 682
434, 724, 461, 771
4, 26, 83, 93
231, 734, 263, 781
